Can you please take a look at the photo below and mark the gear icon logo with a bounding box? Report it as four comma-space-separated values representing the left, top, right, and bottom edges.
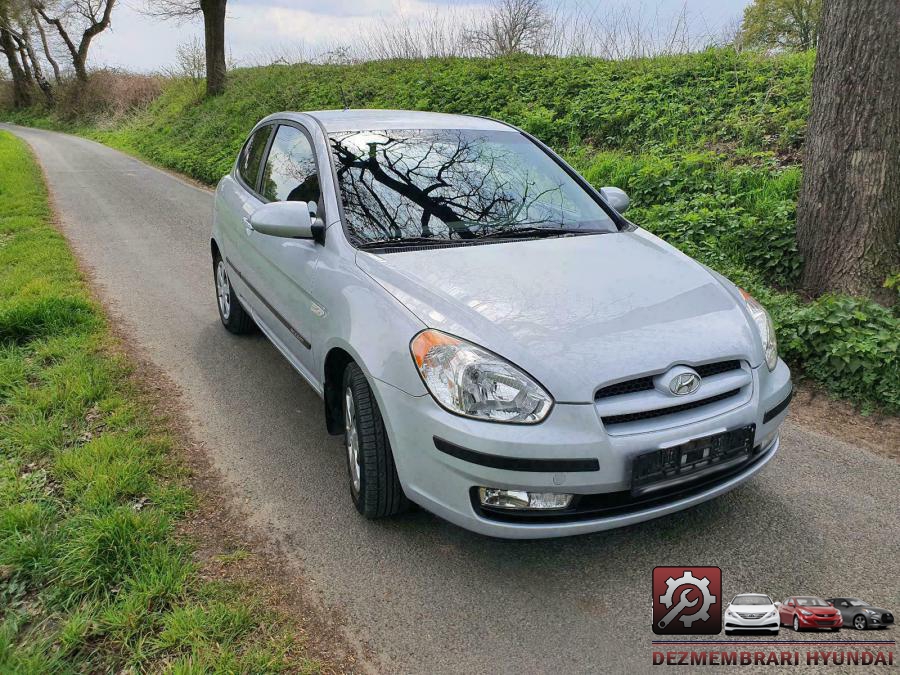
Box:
652, 567, 722, 634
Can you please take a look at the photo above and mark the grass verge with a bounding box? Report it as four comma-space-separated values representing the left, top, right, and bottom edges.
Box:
0, 130, 326, 671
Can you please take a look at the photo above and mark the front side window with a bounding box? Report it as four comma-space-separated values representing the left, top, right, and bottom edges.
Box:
261, 125, 320, 204
329, 128, 617, 245
238, 125, 273, 191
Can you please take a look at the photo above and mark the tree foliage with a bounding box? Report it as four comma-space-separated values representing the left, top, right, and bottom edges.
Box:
741, 0, 820, 51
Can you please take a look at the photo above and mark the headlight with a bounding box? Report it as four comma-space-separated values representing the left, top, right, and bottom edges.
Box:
800, 609, 813, 616
864, 609, 878, 615
764, 609, 777, 619
410, 329, 553, 423
740, 289, 778, 371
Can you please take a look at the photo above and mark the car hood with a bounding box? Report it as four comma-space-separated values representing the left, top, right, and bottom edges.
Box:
356, 230, 762, 402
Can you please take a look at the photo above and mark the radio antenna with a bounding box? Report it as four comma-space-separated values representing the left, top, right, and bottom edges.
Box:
339, 85, 350, 111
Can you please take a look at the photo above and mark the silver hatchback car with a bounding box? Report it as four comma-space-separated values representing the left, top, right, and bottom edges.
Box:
211, 110, 792, 538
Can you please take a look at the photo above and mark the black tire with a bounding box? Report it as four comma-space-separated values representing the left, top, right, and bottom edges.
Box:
724, 630, 733, 636
213, 254, 253, 334
853, 614, 868, 631
342, 363, 409, 518
831, 627, 840, 632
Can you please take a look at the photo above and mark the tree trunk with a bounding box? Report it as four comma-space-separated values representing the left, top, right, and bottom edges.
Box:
33, 8, 61, 84
20, 28, 54, 105
795, 0, 900, 305
0, 27, 32, 107
200, 0, 227, 96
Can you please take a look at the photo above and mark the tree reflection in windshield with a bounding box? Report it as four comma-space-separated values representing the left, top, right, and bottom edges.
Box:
329, 128, 616, 244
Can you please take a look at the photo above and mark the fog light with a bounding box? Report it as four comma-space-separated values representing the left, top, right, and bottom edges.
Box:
478, 488, 573, 510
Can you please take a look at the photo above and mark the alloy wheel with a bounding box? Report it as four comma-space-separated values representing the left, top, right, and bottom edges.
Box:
854, 615, 867, 630
345, 387, 361, 495
793, 616, 800, 632
216, 260, 231, 320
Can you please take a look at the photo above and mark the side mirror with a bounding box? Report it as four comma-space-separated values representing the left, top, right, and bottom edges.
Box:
600, 186, 630, 214
774, 602, 781, 607
249, 201, 324, 243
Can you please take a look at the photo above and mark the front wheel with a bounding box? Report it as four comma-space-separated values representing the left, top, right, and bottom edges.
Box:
793, 616, 801, 632
853, 615, 867, 630
214, 256, 253, 334
343, 363, 409, 518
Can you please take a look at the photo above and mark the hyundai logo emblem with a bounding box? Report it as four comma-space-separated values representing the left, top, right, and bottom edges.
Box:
669, 372, 701, 396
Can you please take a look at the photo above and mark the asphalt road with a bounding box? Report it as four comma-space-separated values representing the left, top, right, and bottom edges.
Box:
6, 124, 898, 673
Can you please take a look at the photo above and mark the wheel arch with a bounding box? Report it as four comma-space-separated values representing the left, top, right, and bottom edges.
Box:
211, 237, 221, 260
323, 346, 356, 435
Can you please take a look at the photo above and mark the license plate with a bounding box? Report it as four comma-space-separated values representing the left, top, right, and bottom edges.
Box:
631, 425, 755, 494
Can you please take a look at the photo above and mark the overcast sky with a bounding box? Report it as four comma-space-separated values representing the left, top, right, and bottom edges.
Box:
92, 0, 752, 72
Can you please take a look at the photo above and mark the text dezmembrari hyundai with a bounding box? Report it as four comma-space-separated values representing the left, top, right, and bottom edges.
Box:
210, 110, 793, 538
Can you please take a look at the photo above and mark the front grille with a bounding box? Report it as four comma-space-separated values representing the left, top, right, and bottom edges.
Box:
594, 375, 654, 400
594, 360, 741, 400
883, 612, 894, 623
601, 389, 741, 426
737, 612, 764, 619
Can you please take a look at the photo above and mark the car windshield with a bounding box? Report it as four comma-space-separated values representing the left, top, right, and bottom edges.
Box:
733, 595, 771, 606
328, 128, 618, 245
796, 598, 830, 607
848, 599, 869, 607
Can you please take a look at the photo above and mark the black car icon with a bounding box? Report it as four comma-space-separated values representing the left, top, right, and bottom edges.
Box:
826, 598, 895, 630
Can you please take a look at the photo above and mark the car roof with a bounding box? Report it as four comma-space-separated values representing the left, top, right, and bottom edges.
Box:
268, 109, 517, 133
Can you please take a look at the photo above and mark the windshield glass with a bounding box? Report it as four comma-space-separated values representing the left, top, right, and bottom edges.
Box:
848, 599, 869, 607
328, 129, 618, 244
733, 595, 771, 606
796, 598, 830, 607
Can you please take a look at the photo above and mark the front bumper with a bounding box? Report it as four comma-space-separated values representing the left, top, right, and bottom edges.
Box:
725, 612, 780, 631
797, 613, 843, 629
372, 359, 791, 539
860, 613, 892, 628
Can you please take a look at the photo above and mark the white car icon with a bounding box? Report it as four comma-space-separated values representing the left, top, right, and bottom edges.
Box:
724, 593, 780, 635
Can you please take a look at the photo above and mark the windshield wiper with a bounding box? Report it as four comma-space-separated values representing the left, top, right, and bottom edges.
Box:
474, 226, 591, 240
355, 236, 459, 249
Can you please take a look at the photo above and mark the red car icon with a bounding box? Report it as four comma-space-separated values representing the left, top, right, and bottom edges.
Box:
777, 596, 843, 631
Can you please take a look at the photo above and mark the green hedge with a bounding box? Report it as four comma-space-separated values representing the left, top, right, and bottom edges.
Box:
5, 49, 897, 413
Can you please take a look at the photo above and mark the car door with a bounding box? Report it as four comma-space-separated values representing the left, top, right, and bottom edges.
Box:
780, 599, 793, 624
216, 123, 275, 312
246, 122, 325, 386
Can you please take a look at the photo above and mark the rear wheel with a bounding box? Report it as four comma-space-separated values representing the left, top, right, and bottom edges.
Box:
342, 363, 409, 518
214, 256, 253, 334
